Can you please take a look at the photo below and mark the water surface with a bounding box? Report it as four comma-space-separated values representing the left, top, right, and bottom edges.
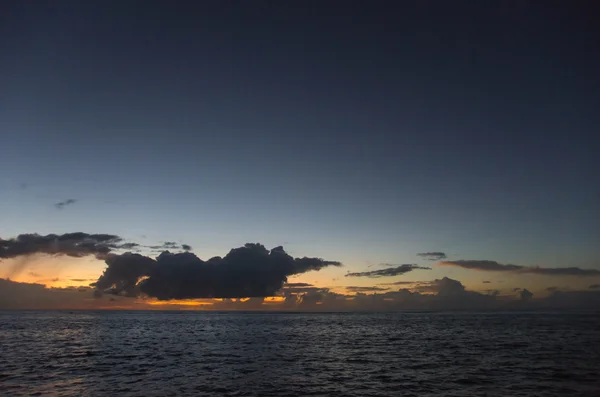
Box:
1, 311, 599, 396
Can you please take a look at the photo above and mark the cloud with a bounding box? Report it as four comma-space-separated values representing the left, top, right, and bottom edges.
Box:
345, 264, 430, 278
54, 199, 77, 209
0, 233, 138, 277
546, 286, 559, 292
440, 260, 522, 272
28, 271, 41, 278
590, 284, 600, 289
482, 280, 491, 283
4, 276, 600, 311
345, 286, 390, 292
284, 282, 314, 287
520, 289, 533, 300
148, 242, 192, 251
440, 260, 600, 277
417, 252, 447, 261
93, 243, 341, 300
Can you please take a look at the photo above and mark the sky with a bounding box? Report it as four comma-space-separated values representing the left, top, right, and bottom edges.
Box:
1, 1, 599, 310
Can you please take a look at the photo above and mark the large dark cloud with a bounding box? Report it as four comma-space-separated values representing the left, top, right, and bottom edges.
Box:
0, 233, 138, 277
93, 243, 341, 300
54, 199, 77, 209
417, 252, 447, 260
440, 260, 600, 276
345, 264, 430, 278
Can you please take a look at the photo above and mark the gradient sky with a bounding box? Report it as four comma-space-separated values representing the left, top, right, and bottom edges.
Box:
1, 1, 599, 306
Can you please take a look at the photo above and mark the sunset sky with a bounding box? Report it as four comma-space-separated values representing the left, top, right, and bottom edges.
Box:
1, 1, 598, 310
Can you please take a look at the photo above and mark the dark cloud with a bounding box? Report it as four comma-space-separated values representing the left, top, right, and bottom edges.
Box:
345, 264, 430, 278
513, 287, 522, 292
546, 286, 559, 292
440, 260, 522, 272
54, 199, 77, 209
482, 280, 491, 283
0, 233, 138, 277
440, 260, 600, 277
28, 271, 41, 278
93, 243, 341, 300
520, 289, 533, 300
524, 267, 600, 276
590, 284, 600, 289
482, 289, 500, 296
148, 242, 191, 251
345, 286, 390, 292
417, 252, 447, 261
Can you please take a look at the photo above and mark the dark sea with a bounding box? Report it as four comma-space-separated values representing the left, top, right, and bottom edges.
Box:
1, 311, 599, 396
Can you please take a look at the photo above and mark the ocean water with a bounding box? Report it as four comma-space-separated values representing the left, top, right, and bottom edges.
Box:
0, 311, 599, 396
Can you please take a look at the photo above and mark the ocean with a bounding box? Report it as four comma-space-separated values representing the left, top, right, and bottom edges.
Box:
1, 311, 599, 396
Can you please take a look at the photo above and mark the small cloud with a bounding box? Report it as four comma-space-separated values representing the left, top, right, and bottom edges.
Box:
27, 272, 41, 278
345, 264, 430, 278
513, 287, 522, 291
417, 252, 447, 261
482, 280, 491, 284
589, 284, 600, 290
147, 242, 192, 251
345, 286, 390, 292
54, 199, 77, 210
546, 286, 560, 292
520, 289, 533, 300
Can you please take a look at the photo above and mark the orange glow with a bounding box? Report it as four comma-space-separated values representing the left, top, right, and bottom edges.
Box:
146, 300, 214, 306
263, 296, 285, 303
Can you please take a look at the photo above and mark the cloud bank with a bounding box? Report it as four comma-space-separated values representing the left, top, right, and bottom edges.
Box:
440, 260, 600, 276
0, 233, 138, 277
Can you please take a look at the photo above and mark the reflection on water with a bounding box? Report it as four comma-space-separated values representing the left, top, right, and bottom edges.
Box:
1, 311, 599, 396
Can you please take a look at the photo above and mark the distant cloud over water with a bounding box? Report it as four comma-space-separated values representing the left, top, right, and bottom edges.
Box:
345, 264, 430, 278
417, 252, 447, 260
440, 260, 600, 277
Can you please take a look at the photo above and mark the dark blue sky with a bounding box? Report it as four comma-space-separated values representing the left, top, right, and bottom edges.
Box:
1, 1, 599, 285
